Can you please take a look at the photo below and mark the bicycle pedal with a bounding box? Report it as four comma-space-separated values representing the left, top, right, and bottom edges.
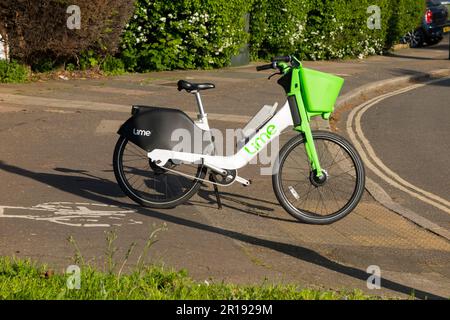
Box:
236, 176, 251, 187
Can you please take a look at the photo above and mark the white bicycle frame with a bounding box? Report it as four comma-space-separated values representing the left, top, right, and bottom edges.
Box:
148, 92, 293, 173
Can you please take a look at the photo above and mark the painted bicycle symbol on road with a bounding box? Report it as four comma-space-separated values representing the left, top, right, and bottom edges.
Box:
0, 202, 142, 228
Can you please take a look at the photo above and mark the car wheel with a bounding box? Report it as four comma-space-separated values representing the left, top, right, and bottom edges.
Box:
402, 29, 425, 48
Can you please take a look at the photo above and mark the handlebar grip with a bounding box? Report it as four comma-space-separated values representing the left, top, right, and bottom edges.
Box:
256, 63, 274, 71
271, 56, 291, 63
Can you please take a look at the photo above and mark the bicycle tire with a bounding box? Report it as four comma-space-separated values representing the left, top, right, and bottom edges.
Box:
273, 131, 365, 224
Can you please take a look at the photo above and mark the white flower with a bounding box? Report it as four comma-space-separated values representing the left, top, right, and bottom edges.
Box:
160, 17, 167, 23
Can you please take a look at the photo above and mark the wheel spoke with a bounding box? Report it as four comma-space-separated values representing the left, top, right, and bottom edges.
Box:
277, 133, 364, 222
116, 138, 204, 206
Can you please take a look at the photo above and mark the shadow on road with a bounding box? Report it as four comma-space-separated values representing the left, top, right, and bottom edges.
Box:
418, 42, 450, 51
386, 41, 449, 61
0, 162, 127, 208
0, 160, 445, 299
385, 53, 439, 61
195, 188, 299, 223
387, 69, 450, 87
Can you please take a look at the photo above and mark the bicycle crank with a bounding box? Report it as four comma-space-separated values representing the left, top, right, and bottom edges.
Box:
153, 162, 250, 187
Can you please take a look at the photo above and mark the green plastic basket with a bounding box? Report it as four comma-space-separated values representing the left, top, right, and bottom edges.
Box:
300, 68, 344, 114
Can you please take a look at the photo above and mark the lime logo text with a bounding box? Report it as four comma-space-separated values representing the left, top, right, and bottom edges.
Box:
244, 125, 277, 155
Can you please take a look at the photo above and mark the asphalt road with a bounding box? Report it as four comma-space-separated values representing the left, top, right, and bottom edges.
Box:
359, 78, 450, 230
1, 49, 450, 298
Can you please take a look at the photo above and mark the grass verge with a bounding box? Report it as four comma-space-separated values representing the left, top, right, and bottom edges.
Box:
0, 257, 379, 300
0, 227, 381, 300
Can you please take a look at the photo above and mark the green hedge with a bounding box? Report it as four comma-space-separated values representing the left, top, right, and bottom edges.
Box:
120, 0, 424, 71
250, 0, 425, 61
5, 0, 425, 74
120, 0, 252, 71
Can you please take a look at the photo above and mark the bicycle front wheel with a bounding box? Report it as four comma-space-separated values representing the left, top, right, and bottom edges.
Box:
273, 131, 365, 224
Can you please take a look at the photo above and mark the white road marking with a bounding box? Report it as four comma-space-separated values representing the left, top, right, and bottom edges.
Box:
347, 77, 450, 215
0, 202, 142, 227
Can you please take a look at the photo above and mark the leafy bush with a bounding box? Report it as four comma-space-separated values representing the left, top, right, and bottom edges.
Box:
249, 0, 310, 60
120, 0, 252, 71
65, 63, 76, 72
0, 0, 134, 66
32, 59, 55, 73
78, 50, 100, 71
64, 51, 125, 75
101, 55, 126, 75
121, 0, 425, 71
0, 59, 29, 83
249, 0, 425, 61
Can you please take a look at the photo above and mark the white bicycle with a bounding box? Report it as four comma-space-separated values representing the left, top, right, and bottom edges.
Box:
113, 56, 365, 224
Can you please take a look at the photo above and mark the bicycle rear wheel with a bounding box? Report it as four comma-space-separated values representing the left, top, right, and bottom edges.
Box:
273, 131, 365, 224
113, 136, 207, 208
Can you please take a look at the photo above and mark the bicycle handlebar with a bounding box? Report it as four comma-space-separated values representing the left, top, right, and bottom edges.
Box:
256, 55, 294, 72
271, 56, 291, 63
256, 63, 276, 71
256, 55, 298, 74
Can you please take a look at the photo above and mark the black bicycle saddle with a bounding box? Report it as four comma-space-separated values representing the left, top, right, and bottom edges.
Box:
177, 80, 215, 92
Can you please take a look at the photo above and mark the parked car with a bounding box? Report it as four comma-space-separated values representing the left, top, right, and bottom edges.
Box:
402, 0, 449, 48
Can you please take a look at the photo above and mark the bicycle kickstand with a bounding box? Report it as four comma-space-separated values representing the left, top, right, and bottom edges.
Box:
209, 174, 223, 210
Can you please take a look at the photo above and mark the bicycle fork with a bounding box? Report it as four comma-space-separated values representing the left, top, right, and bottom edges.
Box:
291, 92, 324, 178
